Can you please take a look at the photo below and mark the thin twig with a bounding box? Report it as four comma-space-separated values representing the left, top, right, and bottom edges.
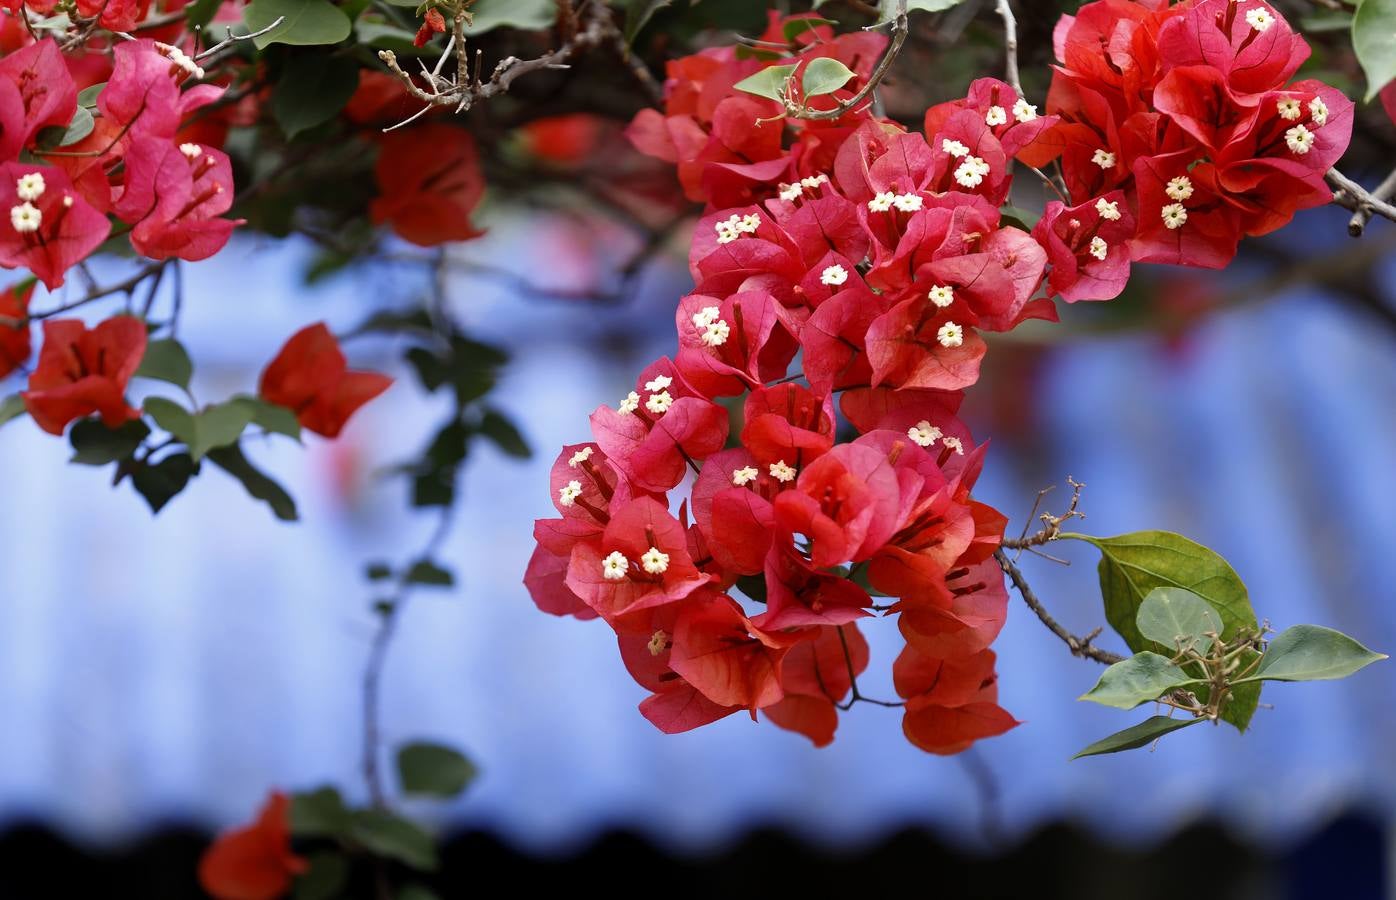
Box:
995, 548, 1124, 665
1327, 167, 1396, 237
994, 0, 1023, 97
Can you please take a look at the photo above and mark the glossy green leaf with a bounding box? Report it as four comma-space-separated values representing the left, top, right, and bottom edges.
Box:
1073, 715, 1205, 759
734, 64, 798, 102
245, 0, 353, 48
77, 82, 105, 108
801, 57, 856, 98
1240, 625, 1387, 683
1353, 0, 1396, 101
69, 418, 149, 465
206, 444, 298, 521
463, 0, 556, 35
879, 0, 970, 23
272, 54, 360, 139
290, 787, 352, 837
1136, 587, 1221, 654
135, 338, 193, 391
130, 452, 197, 514
0, 393, 26, 427
1079, 652, 1200, 710
1064, 530, 1261, 731
350, 810, 438, 871
397, 741, 477, 797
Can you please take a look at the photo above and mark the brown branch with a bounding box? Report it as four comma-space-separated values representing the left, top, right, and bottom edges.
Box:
993, 0, 1023, 98
995, 548, 1125, 665
785, 0, 908, 122
1002, 477, 1085, 551
0, 259, 168, 328
1327, 167, 1396, 237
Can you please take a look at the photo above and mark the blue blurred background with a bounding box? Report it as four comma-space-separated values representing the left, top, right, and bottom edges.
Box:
0, 196, 1391, 887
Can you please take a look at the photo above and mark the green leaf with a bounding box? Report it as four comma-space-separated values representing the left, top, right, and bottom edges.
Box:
290, 787, 352, 837
623, 0, 673, 44
1240, 625, 1387, 683
292, 852, 349, 900
130, 452, 197, 514
405, 560, 454, 587
479, 408, 530, 458
1064, 530, 1261, 731
1136, 587, 1222, 654
272, 53, 360, 139
232, 395, 302, 440
397, 741, 477, 797
77, 82, 106, 108
350, 810, 438, 871
135, 338, 193, 391
801, 57, 856, 97
144, 396, 195, 443
206, 444, 299, 521
733, 63, 798, 102
879, 0, 970, 23
783, 16, 837, 42
355, 20, 427, 54
998, 204, 1041, 230
36, 106, 94, 150
1353, 0, 1396, 101
463, 0, 556, 35
183, 0, 222, 31
0, 393, 26, 427
1079, 652, 1201, 710
365, 562, 393, 581
1073, 715, 1206, 759
245, 0, 353, 48
70, 418, 149, 465
191, 401, 256, 460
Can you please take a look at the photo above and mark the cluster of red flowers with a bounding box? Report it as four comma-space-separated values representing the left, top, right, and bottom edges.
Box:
524, 2, 1350, 754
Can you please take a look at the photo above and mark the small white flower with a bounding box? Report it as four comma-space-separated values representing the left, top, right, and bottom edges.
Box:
927, 284, 955, 308
178, 142, 202, 160
1284, 123, 1314, 155
740, 213, 761, 233
941, 436, 965, 455
15, 172, 44, 202
800, 173, 829, 189
1244, 6, 1274, 32
953, 156, 990, 189
647, 629, 668, 656
644, 374, 672, 392
602, 551, 630, 581
1308, 96, 1328, 126
1095, 198, 1122, 221
984, 105, 1008, 127
1161, 202, 1188, 230
769, 460, 797, 483
731, 466, 759, 486
1091, 148, 1116, 170
618, 391, 641, 415
715, 223, 738, 244
1276, 98, 1302, 121
640, 546, 670, 574
645, 390, 674, 415
941, 138, 969, 158
892, 192, 923, 213
1165, 175, 1194, 202
61, 195, 72, 208
1012, 97, 1038, 123
558, 480, 583, 507
1088, 236, 1109, 261
568, 446, 594, 468
868, 191, 896, 212
936, 321, 964, 348
820, 264, 849, 287
691, 306, 721, 330
907, 420, 942, 448
10, 202, 40, 233
778, 182, 803, 202
701, 319, 730, 347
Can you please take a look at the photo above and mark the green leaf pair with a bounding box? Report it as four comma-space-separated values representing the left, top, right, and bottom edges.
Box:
733, 58, 857, 104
